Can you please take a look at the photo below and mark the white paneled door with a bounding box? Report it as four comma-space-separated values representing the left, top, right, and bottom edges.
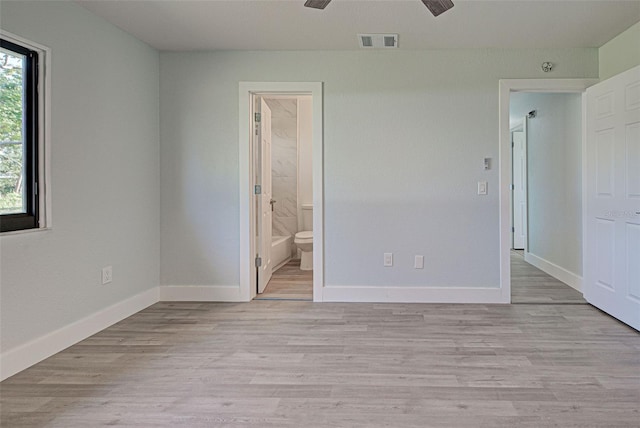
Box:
585, 65, 640, 331
512, 130, 527, 250
257, 98, 273, 294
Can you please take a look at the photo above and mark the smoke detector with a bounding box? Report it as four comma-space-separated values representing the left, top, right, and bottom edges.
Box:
358, 34, 399, 49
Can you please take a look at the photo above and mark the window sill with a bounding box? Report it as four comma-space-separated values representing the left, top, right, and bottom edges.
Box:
0, 227, 51, 237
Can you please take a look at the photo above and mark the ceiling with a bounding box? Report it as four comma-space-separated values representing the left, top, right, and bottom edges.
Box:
77, 0, 640, 51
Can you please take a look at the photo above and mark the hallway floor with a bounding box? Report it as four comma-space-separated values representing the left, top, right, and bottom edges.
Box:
511, 251, 586, 304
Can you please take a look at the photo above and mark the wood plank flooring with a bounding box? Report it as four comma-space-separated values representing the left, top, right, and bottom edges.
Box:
511, 251, 586, 304
2, 301, 639, 427
255, 260, 313, 301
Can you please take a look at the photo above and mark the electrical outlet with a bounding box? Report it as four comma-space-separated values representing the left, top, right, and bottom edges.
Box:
414, 255, 424, 269
384, 253, 393, 267
102, 266, 112, 285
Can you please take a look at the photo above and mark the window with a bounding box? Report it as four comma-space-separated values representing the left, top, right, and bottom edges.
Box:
1, 38, 39, 232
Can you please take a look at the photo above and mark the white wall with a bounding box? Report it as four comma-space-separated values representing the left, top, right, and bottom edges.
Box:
599, 21, 640, 81
0, 2, 160, 352
510, 93, 583, 277
159, 49, 597, 291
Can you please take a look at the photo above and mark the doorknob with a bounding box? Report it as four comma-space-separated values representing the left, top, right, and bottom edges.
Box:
270, 199, 276, 211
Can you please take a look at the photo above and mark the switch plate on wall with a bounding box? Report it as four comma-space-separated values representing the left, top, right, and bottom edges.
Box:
484, 157, 491, 170
102, 266, 112, 284
478, 181, 488, 195
384, 253, 393, 267
414, 255, 424, 269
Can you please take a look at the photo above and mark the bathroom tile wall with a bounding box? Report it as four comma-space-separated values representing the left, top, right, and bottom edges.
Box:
266, 98, 298, 250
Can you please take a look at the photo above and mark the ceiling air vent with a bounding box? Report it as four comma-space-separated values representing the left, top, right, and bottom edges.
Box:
358, 34, 399, 49
383, 35, 397, 48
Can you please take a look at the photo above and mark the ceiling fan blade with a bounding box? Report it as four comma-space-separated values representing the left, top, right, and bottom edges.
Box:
304, 0, 332, 9
421, 0, 454, 17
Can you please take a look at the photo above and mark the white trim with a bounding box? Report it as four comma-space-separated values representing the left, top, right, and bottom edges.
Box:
510, 119, 524, 132
499, 79, 597, 303
159, 285, 244, 302
0, 30, 53, 231
0, 287, 159, 381
581, 91, 589, 297
239, 82, 324, 303
524, 252, 583, 292
522, 117, 529, 254
322, 286, 506, 304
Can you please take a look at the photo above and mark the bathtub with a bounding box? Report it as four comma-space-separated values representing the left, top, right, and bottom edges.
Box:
271, 235, 293, 272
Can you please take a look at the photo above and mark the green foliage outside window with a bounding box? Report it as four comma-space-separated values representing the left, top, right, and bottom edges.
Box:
0, 51, 25, 214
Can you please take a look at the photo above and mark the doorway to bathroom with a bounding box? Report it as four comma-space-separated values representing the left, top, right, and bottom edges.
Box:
238, 82, 324, 303
255, 95, 313, 300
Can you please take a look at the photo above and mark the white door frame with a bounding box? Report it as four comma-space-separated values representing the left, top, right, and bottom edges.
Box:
239, 82, 324, 302
498, 78, 598, 302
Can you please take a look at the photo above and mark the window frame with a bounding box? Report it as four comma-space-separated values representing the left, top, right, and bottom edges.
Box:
0, 34, 48, 234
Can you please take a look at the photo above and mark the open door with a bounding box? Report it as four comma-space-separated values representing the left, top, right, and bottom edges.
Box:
257, 98, 273, 294
512, 129, 527, 250
584, 65, 640, 330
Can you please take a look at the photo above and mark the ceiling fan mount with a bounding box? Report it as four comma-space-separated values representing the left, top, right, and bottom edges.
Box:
304, 0, 454, 17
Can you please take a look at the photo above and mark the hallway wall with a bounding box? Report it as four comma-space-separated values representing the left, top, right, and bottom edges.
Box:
510, 92, 583, 281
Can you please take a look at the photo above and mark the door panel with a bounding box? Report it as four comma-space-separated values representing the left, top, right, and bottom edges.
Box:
627, 123, 640, 197
595, 129, 615, 196
257, 98, 273, 294
627, 223, 640, 301
585, 65, 640, 330
595, 218, 615, 290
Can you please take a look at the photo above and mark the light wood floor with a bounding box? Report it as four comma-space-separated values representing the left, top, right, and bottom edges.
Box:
2, 300, 639, 427
511, 251, 586, 304
255, 260, 313, 301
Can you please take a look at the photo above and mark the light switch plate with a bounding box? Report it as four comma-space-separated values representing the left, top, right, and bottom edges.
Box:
102, 266, 112, 284
414, 255, 424, 269
478, 181, 488, 195
384, 253, 393, 267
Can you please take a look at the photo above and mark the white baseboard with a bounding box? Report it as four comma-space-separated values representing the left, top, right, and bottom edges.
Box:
524, 252, 583, 292
0, 287, 159, 381
159, 285, 244, 302
322, 285, 508, 304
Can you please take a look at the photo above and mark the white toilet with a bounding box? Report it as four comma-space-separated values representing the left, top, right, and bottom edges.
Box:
294, 204, 313, 271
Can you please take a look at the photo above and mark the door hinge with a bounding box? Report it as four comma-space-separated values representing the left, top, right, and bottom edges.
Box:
512, 227, 515, 232
255, 256, 262, 268
254, 184, 261, 195
510, 184, 515, 190
34, 182, 38, 196
255, 124, 259, 135
254, 112, 261, 122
